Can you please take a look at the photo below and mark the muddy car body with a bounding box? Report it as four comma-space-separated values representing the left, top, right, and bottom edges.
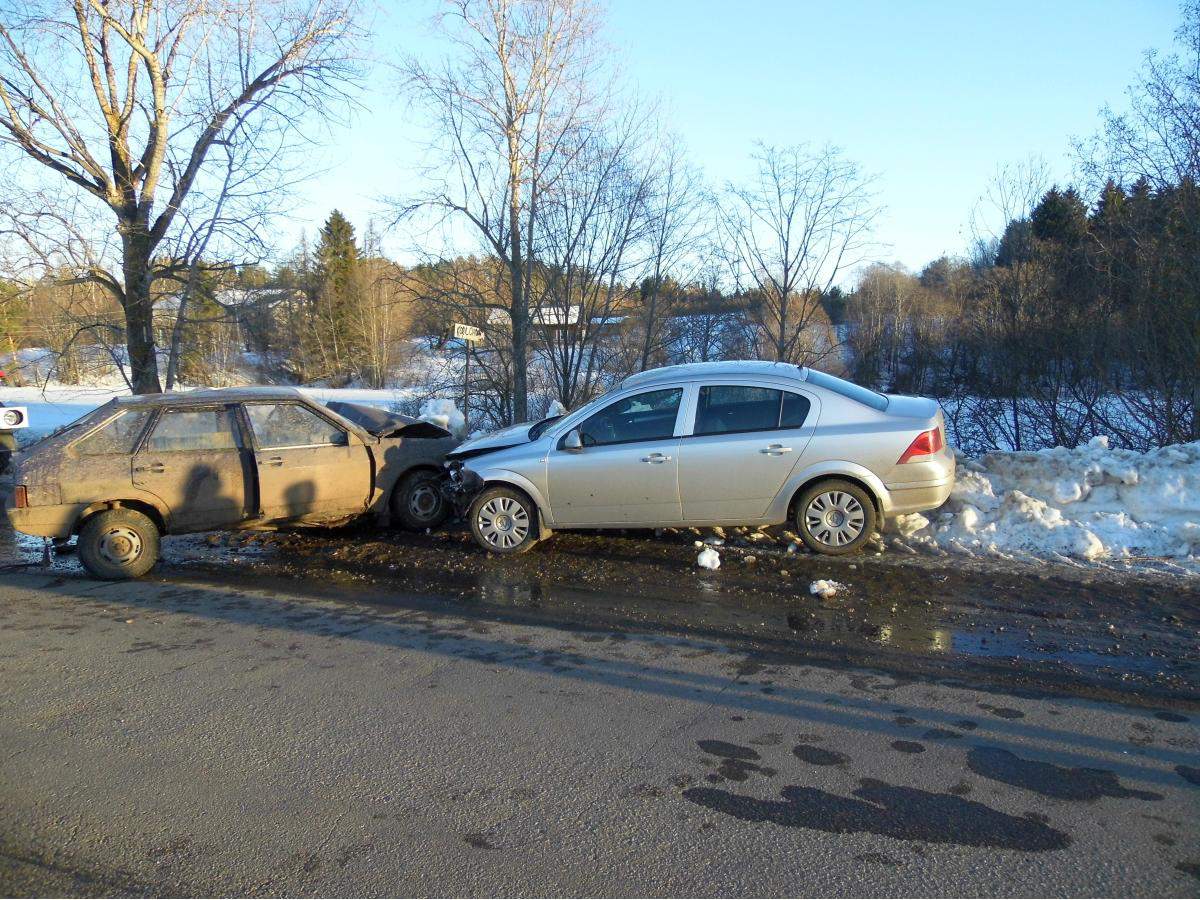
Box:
4, 387, 457, 578
448, 361, 955, 556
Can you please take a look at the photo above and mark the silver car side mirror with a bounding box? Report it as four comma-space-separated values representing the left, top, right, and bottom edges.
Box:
562, 428, 583, 451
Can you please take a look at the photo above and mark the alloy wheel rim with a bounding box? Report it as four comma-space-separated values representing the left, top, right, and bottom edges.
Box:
477, 497, 530, 549
98, 526, 143, 565
805, 491, 866, 547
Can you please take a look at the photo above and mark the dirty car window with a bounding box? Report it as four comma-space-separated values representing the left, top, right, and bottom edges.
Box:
73, 410, 153, 455
246, 403, 346, 449
146, 408, 241, 453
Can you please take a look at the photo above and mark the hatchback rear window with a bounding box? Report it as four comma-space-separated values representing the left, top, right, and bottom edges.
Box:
73, 410, 153, 455
804, 369, 889, 411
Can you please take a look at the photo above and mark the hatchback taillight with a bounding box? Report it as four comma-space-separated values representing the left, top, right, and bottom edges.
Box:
898, 428, 944, 464
13, 485, 28, 508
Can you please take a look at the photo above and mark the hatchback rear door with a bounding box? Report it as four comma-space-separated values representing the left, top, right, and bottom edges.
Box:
132, 405, 251, 531
677, 384, 817, 521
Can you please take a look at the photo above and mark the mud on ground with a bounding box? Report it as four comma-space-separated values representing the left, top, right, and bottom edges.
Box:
144, 521, 1200, 710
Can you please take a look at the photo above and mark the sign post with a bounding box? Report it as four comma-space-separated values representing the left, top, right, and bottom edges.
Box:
452, 323, 483, 428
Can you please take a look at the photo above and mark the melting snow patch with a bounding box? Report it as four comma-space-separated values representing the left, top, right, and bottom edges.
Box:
419, 398, 466, 437
809, 579, 846, 599
696, 548, 721, 570
895, 439, 1200, 567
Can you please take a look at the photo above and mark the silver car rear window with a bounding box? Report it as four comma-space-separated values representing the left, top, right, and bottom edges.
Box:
804, 369, 889, 411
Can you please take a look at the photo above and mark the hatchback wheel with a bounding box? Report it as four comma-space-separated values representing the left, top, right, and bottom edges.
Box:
795, 480, 876, 556
393, 469, 450, 530
469, 486, 538, 554
77, 508, 161, 579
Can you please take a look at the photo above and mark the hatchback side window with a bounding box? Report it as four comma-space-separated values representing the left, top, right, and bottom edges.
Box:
145, 408, 241, 453
246, 403, 347, 449
73, 410, 153, 455
577, 388, 683, 447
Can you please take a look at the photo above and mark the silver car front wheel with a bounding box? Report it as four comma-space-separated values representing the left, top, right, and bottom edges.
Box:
469, 486, 538, 554
796, 479, 876, 556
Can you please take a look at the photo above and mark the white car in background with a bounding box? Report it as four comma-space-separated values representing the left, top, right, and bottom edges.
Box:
446, 361, 955, 556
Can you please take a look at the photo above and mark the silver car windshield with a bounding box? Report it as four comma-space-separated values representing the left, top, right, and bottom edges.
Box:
804, 370, 889, 411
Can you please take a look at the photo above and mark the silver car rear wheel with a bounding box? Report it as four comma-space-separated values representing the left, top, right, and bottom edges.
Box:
796, 479, 876, 556
469, 486, 538, 554
805, 490, 866, 547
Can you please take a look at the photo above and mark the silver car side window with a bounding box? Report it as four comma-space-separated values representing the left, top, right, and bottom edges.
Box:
577, 388, 682, 447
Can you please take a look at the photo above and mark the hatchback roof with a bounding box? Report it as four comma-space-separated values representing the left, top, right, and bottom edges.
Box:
112, 386, 308, 407
620, 361, 806, 389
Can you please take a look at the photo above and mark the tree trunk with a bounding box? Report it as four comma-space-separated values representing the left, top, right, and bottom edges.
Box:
120, 225, 164, 394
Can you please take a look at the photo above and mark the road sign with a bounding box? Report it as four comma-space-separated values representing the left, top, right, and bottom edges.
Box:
453, 323, 483, 343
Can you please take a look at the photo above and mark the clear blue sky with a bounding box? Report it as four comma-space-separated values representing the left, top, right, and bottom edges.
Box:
289, 0, 1182, 275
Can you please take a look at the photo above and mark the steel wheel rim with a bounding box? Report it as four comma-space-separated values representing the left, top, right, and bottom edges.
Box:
98, 526, 143, 565
408, 484, 441, 520
477, 496, 530, 549
805, 491, 866, 547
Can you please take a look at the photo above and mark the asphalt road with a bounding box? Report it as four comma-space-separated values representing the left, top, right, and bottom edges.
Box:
1, 570, 1198, 897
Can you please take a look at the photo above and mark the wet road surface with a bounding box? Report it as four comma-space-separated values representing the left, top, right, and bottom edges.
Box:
1, 569, 1198, 896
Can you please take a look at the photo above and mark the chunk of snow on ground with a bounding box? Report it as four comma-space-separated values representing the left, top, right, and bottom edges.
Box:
809, 579, 846, 598
418, 398, 466, 437
894, 513, 928, 537
696, 548, 721, 570
898, 439, 1200, 566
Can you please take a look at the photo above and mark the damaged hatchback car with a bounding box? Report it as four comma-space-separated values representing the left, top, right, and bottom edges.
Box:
4, 387, 457, 579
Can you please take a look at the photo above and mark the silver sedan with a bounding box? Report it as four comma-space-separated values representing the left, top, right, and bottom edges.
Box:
446, 361, 955, 555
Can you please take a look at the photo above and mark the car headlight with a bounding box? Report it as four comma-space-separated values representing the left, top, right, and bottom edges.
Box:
1, 408, 23, 428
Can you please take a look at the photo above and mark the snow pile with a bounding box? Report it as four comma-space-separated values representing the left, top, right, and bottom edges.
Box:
809, 579, 846, 598
896, 437, 1200, 565
418, 398, 466, 437
546, 399, 567, 417
696, 547, 721, 570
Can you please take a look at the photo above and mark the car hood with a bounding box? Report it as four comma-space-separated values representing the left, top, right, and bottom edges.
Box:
324, 400, 452, 439
446, 421, 537, 460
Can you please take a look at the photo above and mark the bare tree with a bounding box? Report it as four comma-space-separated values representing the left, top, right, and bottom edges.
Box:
401, 0, 606, 422
0, 0, 360, 393
536, 116, 652, 408
632, 135, 709, 372
718, 143, 879, 365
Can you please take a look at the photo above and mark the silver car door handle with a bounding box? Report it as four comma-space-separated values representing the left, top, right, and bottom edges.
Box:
260, 456, 284, 467
134, 462, 165, 473
641, 453, 672, 463
760, 444, 793, 455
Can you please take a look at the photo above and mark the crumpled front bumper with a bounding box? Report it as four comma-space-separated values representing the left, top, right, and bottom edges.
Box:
442, 461, 484, 516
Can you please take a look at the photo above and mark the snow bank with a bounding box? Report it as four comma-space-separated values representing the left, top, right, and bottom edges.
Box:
896, 438, 1200, 565
418, 398, 466, 437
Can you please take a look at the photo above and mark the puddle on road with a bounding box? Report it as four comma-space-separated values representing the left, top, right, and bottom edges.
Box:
469, 569, 1172, 678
